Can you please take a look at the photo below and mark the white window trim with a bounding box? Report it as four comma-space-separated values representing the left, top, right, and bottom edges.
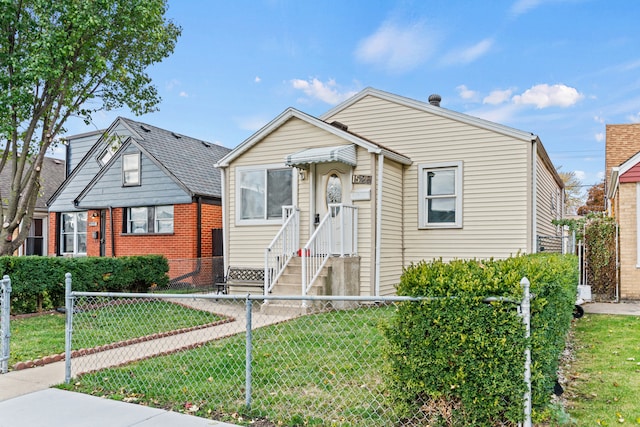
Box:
60, 211, 88, 256
235, 164, 296, 226
122, 152, 141, 186
418, 161, 463, 229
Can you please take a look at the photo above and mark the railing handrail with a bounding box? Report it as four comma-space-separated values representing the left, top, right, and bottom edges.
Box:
302, 213, 332, 295
265, 206, 299, 294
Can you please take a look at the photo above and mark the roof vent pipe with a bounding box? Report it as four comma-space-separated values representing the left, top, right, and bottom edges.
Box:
428, 94, 441, 107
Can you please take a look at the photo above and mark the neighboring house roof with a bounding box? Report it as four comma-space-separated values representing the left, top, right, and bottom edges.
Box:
0, 155, 66, 211
48, 117, 231, 207
607, 149, 640, 199
215, 107, 412, 168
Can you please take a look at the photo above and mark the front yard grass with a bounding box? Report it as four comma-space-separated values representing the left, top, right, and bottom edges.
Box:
565, 313, 640, 425
9, 300, 221, 367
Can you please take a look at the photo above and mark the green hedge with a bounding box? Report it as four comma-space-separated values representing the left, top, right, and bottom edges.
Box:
0, 255, 169, 314
382, 253, 578, 425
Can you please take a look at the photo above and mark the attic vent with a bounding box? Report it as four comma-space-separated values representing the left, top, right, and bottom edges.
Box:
201, 141, 210, 148
428, 94, 441, 107
140, 125, 151, 132
172, 132, 182, 139
330, 121, 348, 131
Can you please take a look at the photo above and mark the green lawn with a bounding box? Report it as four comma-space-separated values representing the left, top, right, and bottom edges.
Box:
565, 313, 640, 426
9, 300, 221, 367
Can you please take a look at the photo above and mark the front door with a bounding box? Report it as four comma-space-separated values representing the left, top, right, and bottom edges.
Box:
314, 163, 351, 254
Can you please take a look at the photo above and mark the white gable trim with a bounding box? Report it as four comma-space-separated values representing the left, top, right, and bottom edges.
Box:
215, 107, 412, 168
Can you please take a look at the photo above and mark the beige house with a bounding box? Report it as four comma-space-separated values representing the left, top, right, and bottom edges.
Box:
215, 88, 564, 297
606, 123, 640, 299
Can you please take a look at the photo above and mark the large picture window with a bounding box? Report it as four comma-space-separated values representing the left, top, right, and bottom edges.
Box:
125, 206, 174, 234
237, 166, 293, 223
60, 212, 87, 255
418, 161, 463, 228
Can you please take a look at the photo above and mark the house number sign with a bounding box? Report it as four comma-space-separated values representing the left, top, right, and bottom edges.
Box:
352, 175, 372, 185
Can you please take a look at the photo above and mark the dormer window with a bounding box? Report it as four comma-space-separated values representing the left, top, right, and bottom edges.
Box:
98, 135, 123, 166
122, 153, 140, 186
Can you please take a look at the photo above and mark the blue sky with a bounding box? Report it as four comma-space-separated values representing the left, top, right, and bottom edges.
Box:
58, 0, 640, 189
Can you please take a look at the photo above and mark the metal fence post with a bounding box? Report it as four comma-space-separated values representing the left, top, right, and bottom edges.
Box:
1, 275, 11, 374
520, 277, 532, 427
64, 273, 73, 384
245, 295, 253, 409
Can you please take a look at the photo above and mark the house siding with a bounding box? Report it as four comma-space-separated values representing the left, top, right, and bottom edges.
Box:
618, 183, 640, 299
326, 94, 531, 261
536, 152, 561, 238
620, 163, 640, 183
379, 158, 404, 295
78, 143, 192, 207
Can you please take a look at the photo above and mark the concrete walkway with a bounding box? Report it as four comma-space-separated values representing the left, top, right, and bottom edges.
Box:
0, 297, 296, 426
581, 300, 640, 316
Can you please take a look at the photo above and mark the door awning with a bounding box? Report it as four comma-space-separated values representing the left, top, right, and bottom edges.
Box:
285, 144, 356, 168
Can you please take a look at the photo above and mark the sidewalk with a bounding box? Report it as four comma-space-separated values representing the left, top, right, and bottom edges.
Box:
581, 300, 640, 316
0, 298, 294, 426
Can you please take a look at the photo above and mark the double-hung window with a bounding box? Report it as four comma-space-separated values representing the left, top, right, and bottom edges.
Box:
122, 153, 141, 186
60, 212, 88, 255
418, 161, 463, 228
237, 166, 293, 224
125, 206, 174, 234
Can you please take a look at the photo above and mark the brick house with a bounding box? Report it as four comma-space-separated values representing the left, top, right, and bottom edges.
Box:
47, 117, 230, 284
605, 123, 640, 299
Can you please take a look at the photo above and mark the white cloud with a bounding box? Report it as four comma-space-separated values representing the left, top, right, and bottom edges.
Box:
236, 115, 269, 132
290, 78, 357, 105
165, 79, 181, 91
510, 0, 545, 16
179, 91, 188, 98
628, 112, 640, 123
254, 76, 262, 83
512, 84, 583, 108
355, 21, 437, 73
593, 115, 605, 124
442, 38, 494, 66
574, 170, 586, 181
595, 132, 604, 142
456, 85, 479, 101
483, 88, 514, 105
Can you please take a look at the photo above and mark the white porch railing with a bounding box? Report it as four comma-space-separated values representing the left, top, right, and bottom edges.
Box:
302, 204, 358, 296
264, 206, 299, 294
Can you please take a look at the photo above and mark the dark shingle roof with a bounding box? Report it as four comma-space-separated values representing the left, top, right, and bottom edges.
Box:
119, 118, 231, 199
0, 155, 66, 210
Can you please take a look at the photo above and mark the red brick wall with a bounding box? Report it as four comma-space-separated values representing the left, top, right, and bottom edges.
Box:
48, 202, 223, 260
606, 124, 640, 188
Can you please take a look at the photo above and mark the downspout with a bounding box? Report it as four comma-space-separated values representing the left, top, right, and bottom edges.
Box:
197, 196, 202, 258
531, 140, 537, 254
375, 153, 384, 297
109, 206, 115, 257
220, 167, 228, 272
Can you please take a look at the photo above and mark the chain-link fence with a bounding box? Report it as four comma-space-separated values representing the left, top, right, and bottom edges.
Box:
162, 257, 225, 292
64, 280, 532, 426
1, 275, 11, 374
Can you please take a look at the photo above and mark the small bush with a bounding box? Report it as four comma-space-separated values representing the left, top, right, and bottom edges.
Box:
382, 253, 577, 425
0, 255, 169, 314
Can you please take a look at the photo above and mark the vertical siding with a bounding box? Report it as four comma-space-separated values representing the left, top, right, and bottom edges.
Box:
379, 159, 404, 295
536, 153, 562, 238
327, 95, 531, 263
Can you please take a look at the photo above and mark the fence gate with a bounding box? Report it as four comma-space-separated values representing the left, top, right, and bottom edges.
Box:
1, 275, 11, 374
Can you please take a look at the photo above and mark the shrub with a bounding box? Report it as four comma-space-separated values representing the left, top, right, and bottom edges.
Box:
0, 255, 169, 314
382, 254, 577, 425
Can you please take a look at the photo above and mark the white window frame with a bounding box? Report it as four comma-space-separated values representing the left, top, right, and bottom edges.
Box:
60, 211, 88, 255
235, 164, 295, 225
125, 205, 174, 234
122, 152, 141, 186
97, 135, 124, 166
418, 161, 463, 229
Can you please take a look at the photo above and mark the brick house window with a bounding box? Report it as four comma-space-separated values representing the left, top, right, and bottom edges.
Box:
124, 205, 173, 234
60, 212, 87, 255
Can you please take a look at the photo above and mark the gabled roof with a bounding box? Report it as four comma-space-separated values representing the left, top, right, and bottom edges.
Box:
607, 149, 640, 199
0, 155, 66, 210
117, 117, 231, 198
321, 87, 540, 142
48, 117, 231, 206
215, 107, 412, 168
